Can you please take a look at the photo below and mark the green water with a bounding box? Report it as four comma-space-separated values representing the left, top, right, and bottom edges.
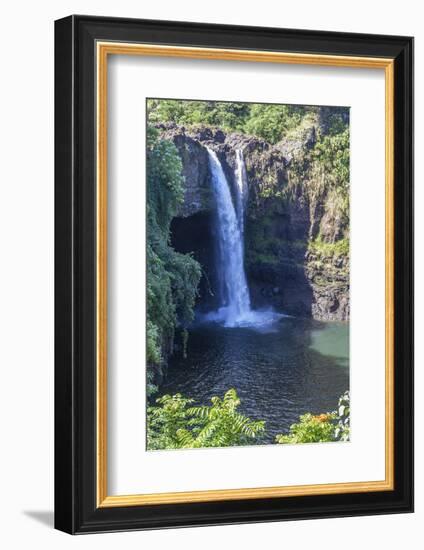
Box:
310, 323, 349, 367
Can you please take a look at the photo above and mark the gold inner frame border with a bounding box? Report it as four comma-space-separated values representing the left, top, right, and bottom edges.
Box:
96, 42, 395, 508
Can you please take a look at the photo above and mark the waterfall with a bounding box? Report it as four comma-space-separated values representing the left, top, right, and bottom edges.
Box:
204, 147, 283, 329
206, 148, 251, 327
234, 149, 248, 237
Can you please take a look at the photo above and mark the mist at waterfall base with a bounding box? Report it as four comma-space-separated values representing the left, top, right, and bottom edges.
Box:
158, 148, 349, 443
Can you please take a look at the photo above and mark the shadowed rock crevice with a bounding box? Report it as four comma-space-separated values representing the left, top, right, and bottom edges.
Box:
170, 212, 220, 313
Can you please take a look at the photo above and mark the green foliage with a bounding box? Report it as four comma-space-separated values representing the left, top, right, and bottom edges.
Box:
147, 389, 265, 450
244, 104, 307, 144
146, 319, 161, 366
275, 412, 337, 444
147, 389, 349, 450
313, 128, 350, 193
146, 368, 159, 398
147, 99, 250, 132
320, 107, 348, 136
147, 128, 184, 230
146, 126, 201, 367
245, 216, 282, 267
308, 236, 349, 258
275, 392, 350, 444
291, 112, 350, 230
147, 99, 316, 144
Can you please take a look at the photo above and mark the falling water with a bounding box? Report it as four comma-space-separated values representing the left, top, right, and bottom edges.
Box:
234, 149, 248, 237
204, 147, 283, 329
206, 148, 251, 327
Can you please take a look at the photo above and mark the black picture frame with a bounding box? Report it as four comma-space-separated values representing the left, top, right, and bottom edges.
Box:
55, 14, 414, 534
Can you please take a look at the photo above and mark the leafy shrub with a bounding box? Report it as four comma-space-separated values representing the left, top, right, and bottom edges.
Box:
275, 392, 350, 444
244, 104, 306, 143
147, 99, 315, 144
147, 389, 265, 450
308, 236, 349, 258
146, 368, 159, 398
312, 128, 350, 193
275, 412, 337, 444
147, 99, 250, 132
146, 127, 201, 370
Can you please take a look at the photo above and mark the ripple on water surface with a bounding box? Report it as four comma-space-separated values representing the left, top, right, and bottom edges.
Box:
157, 317, 349, 444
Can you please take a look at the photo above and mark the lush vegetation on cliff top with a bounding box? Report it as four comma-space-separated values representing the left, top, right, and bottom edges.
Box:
148, 99, 350, 237
148, 99, 320, 143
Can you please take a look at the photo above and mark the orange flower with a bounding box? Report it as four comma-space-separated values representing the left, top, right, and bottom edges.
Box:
314, 414, 330, 423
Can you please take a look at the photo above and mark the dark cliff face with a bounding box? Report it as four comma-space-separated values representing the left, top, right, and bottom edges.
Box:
155, 121, 349, 321
161, 131, 213, 217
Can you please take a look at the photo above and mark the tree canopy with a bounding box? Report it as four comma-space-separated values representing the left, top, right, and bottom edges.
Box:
147, 99, 334, 144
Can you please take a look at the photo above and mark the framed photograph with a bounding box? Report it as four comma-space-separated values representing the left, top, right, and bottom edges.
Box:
54, 15, 413, 534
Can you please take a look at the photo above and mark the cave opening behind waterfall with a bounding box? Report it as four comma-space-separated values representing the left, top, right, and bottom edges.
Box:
170, 211, 222, 313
